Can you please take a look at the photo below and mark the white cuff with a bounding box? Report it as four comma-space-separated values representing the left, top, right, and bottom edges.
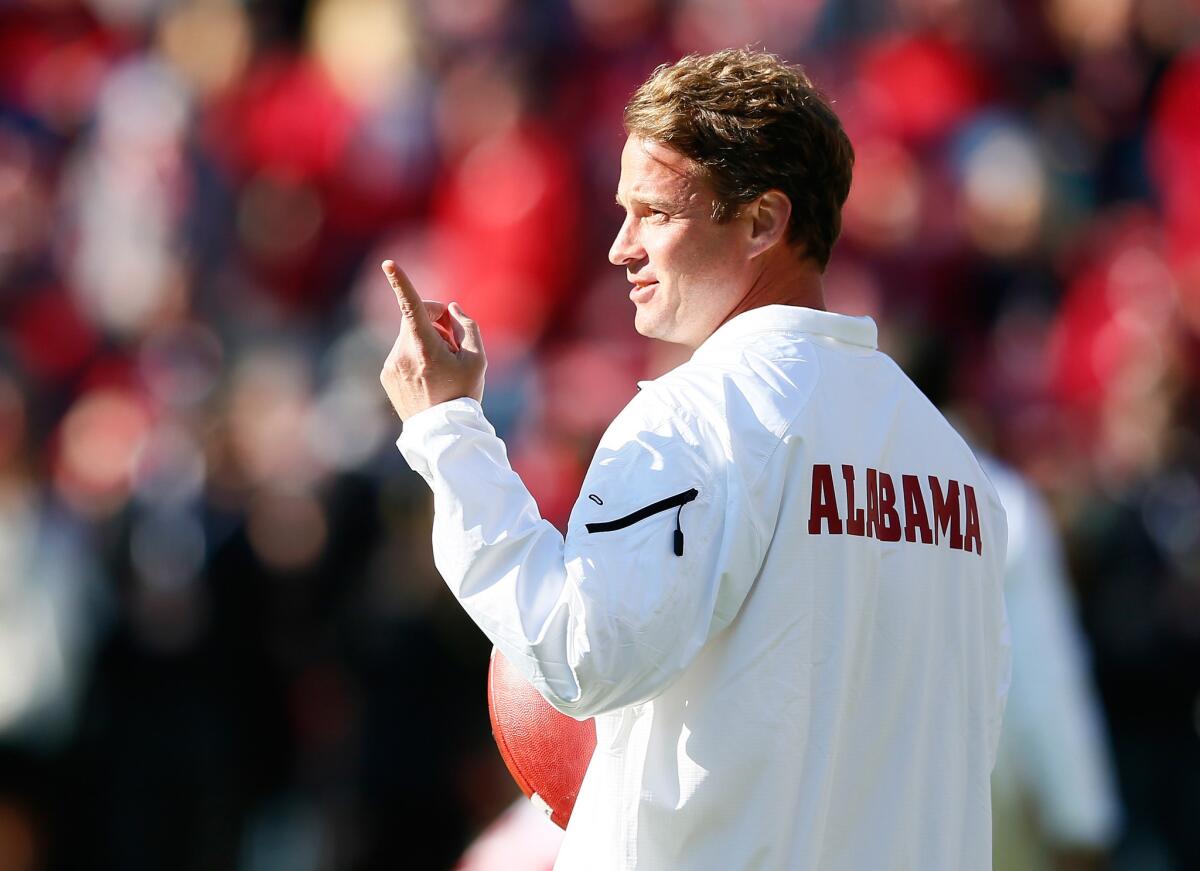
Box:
395, 397, 493, 478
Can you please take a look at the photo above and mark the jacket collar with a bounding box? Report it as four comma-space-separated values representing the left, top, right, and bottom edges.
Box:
694, 305, 878, 357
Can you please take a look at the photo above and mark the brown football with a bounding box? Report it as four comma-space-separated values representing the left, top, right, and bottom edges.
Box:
487, 648, 597, 829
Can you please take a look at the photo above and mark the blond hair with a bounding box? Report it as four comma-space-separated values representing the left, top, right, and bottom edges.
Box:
624, 49, 854, 270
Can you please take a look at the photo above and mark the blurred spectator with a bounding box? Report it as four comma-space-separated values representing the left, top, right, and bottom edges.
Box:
986, 459, 1122, 871
0, 366, 104, 751
0, 360, 105, 871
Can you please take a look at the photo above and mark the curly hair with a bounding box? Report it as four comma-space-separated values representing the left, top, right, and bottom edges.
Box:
623, 49, 854, 270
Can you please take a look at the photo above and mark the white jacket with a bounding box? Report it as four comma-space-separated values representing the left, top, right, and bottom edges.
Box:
398, 305, 1010, 870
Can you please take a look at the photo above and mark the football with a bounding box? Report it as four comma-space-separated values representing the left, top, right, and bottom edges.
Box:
487, 647, 597, 829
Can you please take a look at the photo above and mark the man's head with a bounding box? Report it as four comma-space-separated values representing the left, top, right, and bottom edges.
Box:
610, 49, 854, 348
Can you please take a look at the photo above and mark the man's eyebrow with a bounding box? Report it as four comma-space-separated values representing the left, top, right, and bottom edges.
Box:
615, 194, 679, 211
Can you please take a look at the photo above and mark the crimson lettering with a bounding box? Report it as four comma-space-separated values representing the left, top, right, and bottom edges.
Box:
928, 477, 964, 551
842, 464, 865, 536
807, 464, 981, 556
876, 472, 902, 542
963, 484, 982, 555
902, 474, 932, 544
866, 468, 881, 538
808, 464, 843, 534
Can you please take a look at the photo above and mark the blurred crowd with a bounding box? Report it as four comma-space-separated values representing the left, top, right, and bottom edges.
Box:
1, 0, 1198, 868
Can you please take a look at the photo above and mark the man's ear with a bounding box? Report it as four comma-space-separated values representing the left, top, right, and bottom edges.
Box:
746, 190, 792, 256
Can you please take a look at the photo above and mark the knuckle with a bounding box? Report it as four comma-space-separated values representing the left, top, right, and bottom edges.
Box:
386, 353, 414, 375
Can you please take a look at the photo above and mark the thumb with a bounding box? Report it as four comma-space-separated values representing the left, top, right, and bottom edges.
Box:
449, 302, 484, 355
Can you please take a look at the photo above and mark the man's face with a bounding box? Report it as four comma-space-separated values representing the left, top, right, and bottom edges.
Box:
609, 136, 749, 349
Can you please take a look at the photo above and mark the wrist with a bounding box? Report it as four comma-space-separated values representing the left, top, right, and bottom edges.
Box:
399, 395, 488, 437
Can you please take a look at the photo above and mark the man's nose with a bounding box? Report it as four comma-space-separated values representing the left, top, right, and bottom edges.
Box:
608, 215, 643, 267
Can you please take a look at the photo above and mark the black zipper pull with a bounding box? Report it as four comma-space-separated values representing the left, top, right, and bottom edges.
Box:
585, 487, 698, 558
673, 504, 685, 556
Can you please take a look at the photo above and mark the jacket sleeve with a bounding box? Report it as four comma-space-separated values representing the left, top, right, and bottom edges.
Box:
396, 394, 767, 719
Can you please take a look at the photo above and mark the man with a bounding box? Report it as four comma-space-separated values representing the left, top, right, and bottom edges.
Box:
381, 49, 1010, 870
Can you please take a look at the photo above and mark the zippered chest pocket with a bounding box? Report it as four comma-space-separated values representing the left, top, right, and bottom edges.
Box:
584, 488, 699, 556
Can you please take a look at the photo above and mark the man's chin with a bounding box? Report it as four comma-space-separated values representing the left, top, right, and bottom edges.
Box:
633, 309, 666, 341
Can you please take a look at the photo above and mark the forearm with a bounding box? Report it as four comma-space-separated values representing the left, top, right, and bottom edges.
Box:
398, 399, 587, 708
398, 396, 753, 719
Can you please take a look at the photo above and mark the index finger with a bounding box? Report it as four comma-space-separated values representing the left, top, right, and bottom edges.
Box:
382, 260, 439, 344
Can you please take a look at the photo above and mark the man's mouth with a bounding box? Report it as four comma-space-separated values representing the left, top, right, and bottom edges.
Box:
629, 281, 658, 303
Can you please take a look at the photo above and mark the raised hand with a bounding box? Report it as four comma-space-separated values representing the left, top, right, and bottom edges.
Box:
379, 260, 486, 422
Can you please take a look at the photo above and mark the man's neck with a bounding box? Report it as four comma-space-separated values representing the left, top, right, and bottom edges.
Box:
718, 251, 826, 329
